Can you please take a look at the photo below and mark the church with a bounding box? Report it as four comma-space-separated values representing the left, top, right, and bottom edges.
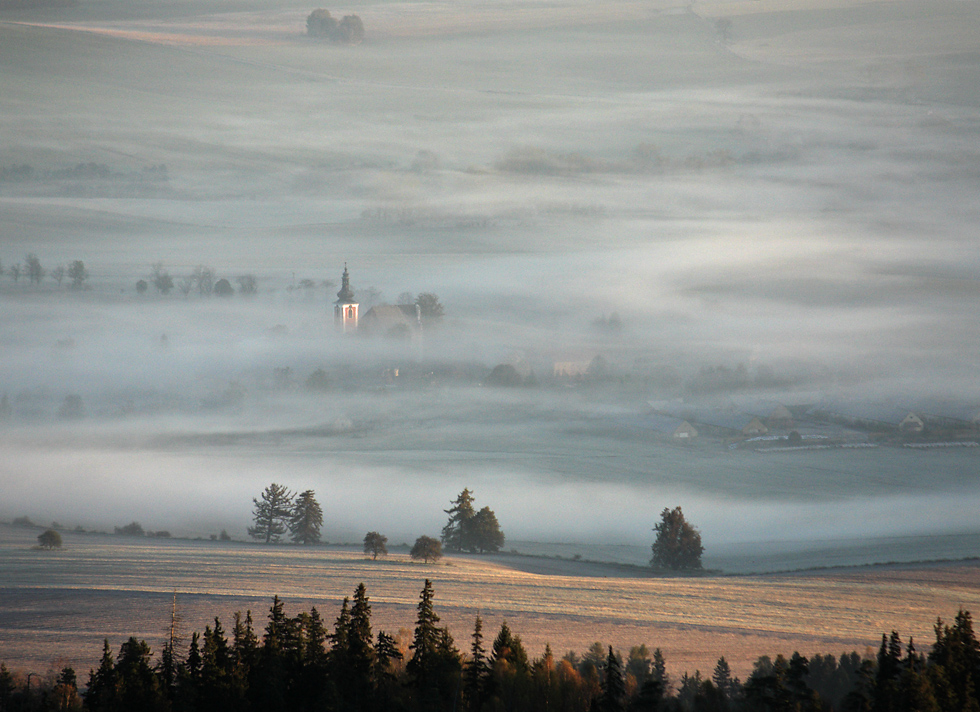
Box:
333, 265, 422, 338
334, 264, 359, 332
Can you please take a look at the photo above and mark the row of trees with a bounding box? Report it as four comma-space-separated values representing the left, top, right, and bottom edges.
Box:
0, 255, 88, 288
248, 484, 323, 545
139, 263, 257, 297
4, 582, 978, 712
249, 486, 506, 558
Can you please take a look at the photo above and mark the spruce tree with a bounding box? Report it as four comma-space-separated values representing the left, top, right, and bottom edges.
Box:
464, 615, 489, 711
290, 489, 323, 545
712, 656, 734, 700
248, 483, 294, 544
374, 630, 404, 709
600, 646, 626, 712
408, 579, 441, 690
348, 583, 376, 706
442, 489, 476, 551
85, 639, 117, 712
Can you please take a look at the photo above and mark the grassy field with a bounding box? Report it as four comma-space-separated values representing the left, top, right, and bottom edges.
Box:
1, 0, 979, 683
3, 525, 980, 680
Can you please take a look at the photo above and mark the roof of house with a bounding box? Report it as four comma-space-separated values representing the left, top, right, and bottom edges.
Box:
818, 401, 921, 427
691, 411, 767, 433
361, 304, 419, 331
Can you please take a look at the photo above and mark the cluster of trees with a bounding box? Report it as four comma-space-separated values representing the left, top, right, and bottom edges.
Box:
249, 484, 323, 545
138, 263, 257, 298
0, 254, 88, 289
441, 489, 505, 554
4, 582, 979, 712
650, 507, 704, 571
306, 9, 365, 43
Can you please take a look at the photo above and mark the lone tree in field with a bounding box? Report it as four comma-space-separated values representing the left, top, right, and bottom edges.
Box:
249, 483, 294, 543
38, 529, 62, 549
410, 536, 442, 564
290, 489, 323, 545
364, 531, 388, 559
650, 506, 704, 571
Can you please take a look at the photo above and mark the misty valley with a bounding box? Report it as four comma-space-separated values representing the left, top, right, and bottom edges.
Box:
2, 0, 980, 700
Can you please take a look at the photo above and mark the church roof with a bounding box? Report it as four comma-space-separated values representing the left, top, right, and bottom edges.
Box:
336, 264, 356, 304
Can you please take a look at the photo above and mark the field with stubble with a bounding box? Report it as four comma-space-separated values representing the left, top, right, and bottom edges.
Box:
3, 0, 980, 687
3, 525, 980, 679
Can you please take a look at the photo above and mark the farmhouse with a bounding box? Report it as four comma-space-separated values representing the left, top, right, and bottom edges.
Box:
643, 414, 699, 440
616, 413, 699, 441
692, 411, 769, 438
731, 398, 795, 429
909, 399, 980, 430
816, 402, 925, 433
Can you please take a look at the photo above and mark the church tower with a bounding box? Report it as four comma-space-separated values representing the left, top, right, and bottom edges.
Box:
334, 263, 359, 332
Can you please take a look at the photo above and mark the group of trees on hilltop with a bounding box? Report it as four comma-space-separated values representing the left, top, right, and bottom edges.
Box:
6, 578, 980, 712
307, 8, 364, 43
249, 483, 323, 545
0, 254, 88, 289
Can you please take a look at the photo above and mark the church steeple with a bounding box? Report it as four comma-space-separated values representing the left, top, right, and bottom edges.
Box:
334, 263, 358, 332
336, 263, 355, 304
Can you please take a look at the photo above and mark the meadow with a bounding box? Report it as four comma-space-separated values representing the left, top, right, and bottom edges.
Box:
1, 0, 979, 686
3, 524, 980, 680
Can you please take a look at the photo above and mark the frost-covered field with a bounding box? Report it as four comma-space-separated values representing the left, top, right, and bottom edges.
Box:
2, 0, 980, 677
3, 526, 980, 679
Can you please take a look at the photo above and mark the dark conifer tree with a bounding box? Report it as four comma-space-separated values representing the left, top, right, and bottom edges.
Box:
290, 489, 323, 545
116, 637, 165, 712
0, 663, 13, 712
491, 621, 529, 673
232, 610, 259, 678
652, 648, 669, 692
253, 597, 291, 712
601, 646, 626, 712
408, 580, 440, 683
348, 583, 376, 707
85, 639, 118, 712
442, 489, 476, 552
928, 610, 980, 712
464, 615, 489, 711
374, 630, 404, 710
712, 656, 734, 701
200, 619, 236, 712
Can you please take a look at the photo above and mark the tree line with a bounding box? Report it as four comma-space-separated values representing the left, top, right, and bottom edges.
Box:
2, 581, 977, 712
139, 263, 257, 298
248, 485, 506, 560
0, 254, 88, 289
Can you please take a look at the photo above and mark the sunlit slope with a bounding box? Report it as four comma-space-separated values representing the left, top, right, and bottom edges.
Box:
3, 527, 980, 677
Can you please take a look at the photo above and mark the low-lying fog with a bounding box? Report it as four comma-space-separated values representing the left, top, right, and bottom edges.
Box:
1, 0, 979, 569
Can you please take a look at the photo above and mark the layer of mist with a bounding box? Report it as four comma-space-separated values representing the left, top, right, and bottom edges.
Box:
1, 0, 978, 569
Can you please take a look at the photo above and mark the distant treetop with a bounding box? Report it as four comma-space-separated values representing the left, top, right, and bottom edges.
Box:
307, 9, 364, 44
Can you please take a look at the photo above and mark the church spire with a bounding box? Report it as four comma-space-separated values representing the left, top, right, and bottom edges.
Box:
334, 263, 359, 333
336, 262, 355, 304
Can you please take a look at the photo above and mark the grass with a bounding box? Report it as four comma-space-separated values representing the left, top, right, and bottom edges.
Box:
3, 526, 979, 678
